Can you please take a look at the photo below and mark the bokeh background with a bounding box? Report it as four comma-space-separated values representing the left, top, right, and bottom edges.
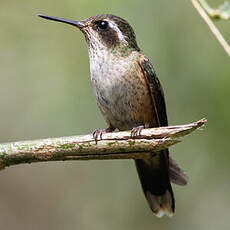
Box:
0, 0, 229, 229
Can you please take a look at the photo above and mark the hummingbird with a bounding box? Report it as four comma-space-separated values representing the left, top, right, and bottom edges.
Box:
38, 14, 188, 217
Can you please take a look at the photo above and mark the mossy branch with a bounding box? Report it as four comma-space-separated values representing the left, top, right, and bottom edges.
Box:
0, 119, 207, 171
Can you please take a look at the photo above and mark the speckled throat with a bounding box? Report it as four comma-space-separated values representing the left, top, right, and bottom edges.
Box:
88, 44, 156, 131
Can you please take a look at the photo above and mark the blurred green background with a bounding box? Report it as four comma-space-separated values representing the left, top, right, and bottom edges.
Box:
0, 0, 229, 229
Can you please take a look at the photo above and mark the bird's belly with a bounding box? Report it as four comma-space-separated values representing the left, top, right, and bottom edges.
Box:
91, 68, 156, 131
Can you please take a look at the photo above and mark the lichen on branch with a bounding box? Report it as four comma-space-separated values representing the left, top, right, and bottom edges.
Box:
0, 119, 207, 171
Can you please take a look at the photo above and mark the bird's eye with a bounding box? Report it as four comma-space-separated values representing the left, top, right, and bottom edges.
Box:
96, 21, 109, 30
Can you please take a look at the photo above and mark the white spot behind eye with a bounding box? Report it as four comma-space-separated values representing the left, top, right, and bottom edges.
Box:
107, 21, 128, 44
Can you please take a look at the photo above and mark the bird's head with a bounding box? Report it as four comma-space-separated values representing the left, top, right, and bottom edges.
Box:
39, 14, 140, 56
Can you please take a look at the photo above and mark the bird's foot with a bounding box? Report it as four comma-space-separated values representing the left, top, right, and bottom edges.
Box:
131, 125, 145, 138
93, 126, 115, 144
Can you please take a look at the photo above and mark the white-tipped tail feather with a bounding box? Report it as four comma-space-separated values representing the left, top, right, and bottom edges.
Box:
146, 190, 174, 218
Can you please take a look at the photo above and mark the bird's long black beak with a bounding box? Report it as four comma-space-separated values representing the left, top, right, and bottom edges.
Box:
38, 14, 85, 29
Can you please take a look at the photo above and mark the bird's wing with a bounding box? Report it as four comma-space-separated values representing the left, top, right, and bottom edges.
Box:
138, 55, 168, 127
138, 55, 188, 186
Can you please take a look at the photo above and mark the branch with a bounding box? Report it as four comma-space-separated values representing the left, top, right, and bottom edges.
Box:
0, 119, 207, 171
199, 0, 230, 20
192, 0, 230, 57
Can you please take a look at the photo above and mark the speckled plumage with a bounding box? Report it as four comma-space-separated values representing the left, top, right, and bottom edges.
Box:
89, 49, 157, 130
39, 13, 188, 217
82, 15, 175, 217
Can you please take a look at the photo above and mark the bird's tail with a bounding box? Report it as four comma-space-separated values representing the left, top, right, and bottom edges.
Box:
135, 149, 175, 217
169, 155, 188, 186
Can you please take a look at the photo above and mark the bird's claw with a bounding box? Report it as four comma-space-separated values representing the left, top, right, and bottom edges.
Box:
93, 129, 106, 143
93, 126, 115, 144
131, 125, 144, 138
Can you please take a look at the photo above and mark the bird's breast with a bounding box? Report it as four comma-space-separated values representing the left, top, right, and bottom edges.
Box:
89, 52, 156, 130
